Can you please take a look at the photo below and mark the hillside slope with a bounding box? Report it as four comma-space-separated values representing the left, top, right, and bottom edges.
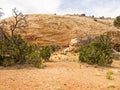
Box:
4, 14, 120, 46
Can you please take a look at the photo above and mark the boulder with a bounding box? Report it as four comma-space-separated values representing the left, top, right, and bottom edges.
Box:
63, 46, 74, 54
70, 38, 81, 46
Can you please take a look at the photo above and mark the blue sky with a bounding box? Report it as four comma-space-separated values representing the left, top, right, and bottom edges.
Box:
0, 0, 120, 18
59, 0, 120, 17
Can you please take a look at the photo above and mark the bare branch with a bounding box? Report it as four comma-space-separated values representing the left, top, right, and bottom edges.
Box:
9, 8, 28, 41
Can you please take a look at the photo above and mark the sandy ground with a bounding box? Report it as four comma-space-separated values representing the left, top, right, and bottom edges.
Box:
0, 53, 120, 90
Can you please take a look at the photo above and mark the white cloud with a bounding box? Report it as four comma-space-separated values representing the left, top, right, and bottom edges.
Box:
57, 0, 120, 18
93, 7, 114, 17
1, 0, 120, 18
91, 0, 120, 17
0, 0, 61, 18
57, 8, 83, 15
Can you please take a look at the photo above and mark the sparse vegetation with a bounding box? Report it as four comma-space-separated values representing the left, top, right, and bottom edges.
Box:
40, 46, 51, 61
79, 34, 113, 66
114, 16, 120, 28
80, 13, 86, 16
99, 16, 104, 19
106, 70, 114, 80
50, 44, 61, 52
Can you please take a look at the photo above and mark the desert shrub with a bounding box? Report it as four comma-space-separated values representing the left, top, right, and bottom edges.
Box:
0, 55, 3, 65
99, 16, 104, 19
25, 44, 43, 68
114, 16, 120, 28
80, 13, 86, 16
50, 44, 61, 52
26, 47, 42, 68
40, 46, 51, 61
106, 70, 114, 80
33, 59, 43, 68
79, 35, 113, 66
2, 58, 15, 67
11, 34, 30, 64
0, 39, 15, 64
0, 34, 42, 67
0, 37, 26, 65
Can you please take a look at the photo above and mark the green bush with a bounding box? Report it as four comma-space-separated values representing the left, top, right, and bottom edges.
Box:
79, 35, 113, 66
0, 34, 42, 68
0, 34, 30, 64
12, 34, 29, 64
34, 59, 43, 68
26, 45, 41, 63
2, 58, 15, 67
114, 16, 120, 28
80, 13, 86, 16
0, 55, 3, 65
40, 46, 51, 61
